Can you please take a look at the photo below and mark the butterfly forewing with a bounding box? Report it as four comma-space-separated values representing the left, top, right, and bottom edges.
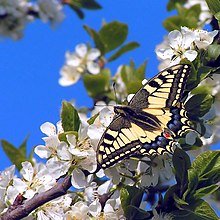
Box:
97, 64, 192, 169
129, 64, 191, 109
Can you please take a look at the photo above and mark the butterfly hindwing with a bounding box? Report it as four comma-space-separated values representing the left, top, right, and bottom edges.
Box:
97, 64, 192, 169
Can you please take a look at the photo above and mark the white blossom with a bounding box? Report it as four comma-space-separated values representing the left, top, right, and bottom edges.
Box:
33, 194, 72, 220
0, 0, 29, 39
34, 121, 63, 159
194, 29, 218, 49
59, 43, 101, 86
12, 162, 56, 199
156, 27, 197, 68
156, 27, 218, 69
37, 0, 64, 25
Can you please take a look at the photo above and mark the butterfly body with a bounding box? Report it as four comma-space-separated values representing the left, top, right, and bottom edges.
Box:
97, 64, 193, 169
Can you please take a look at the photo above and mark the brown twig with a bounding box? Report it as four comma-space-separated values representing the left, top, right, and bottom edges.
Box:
0, 175, 72, 220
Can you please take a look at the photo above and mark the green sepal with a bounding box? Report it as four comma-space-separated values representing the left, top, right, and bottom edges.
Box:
87, 113, 99, 125
61, 101, 80, 132
58, 131, 78, 143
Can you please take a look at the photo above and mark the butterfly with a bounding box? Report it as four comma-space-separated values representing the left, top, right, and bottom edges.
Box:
97, 64, 192, 169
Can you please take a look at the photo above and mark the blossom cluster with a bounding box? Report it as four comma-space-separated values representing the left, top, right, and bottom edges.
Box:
0, 0, 64, 39
59, 43, 101, 86
156, 27, 218, 70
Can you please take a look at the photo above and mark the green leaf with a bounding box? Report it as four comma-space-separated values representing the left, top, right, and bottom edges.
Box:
83, 25, 105, 54
68, 4, 84, 19
163, 4, 200, 31
99, 21, 128, 53
136, 61, 147, 80
173, 194, 189, 206
173, 148, 191, 195
61, 101, 80, 132
208, 44, 220, 60
185, 93, 214, 118
172, 199, 219, 219
1, 138, 31, 171
71, 0, 102, 9
191, 151, 220, 182
120, 62, 144, 94
125, 205, 151, 220
107, 42, 140, 62
185, 151, 220, 200
205, 0, 220, 15
83, 69, 111, 98
164, 184, 180, 207
194, 184, 219, 199
120, 186, 144, 218
167, 0, 187, 11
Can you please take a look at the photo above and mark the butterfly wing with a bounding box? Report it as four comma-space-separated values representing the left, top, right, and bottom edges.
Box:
97, 64, 192, 169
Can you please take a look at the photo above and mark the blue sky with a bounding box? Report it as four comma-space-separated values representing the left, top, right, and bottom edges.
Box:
0, 1, 174, 170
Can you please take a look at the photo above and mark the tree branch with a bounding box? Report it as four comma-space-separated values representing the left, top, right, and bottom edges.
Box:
0, 175, 72, 220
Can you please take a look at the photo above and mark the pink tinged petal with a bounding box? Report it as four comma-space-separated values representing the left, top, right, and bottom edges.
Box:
75, 43, 87, 58
34, 145, 52, 158
87, 48, 101, 61
20, 162, 34, 182
66, 52, 81, 67
40, 122, 56, 136
168, 30, 182, 49
71, 168, 86, 189
89, 199, 102, 217
184, 50, 198, 61
87, 62, 100, 74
